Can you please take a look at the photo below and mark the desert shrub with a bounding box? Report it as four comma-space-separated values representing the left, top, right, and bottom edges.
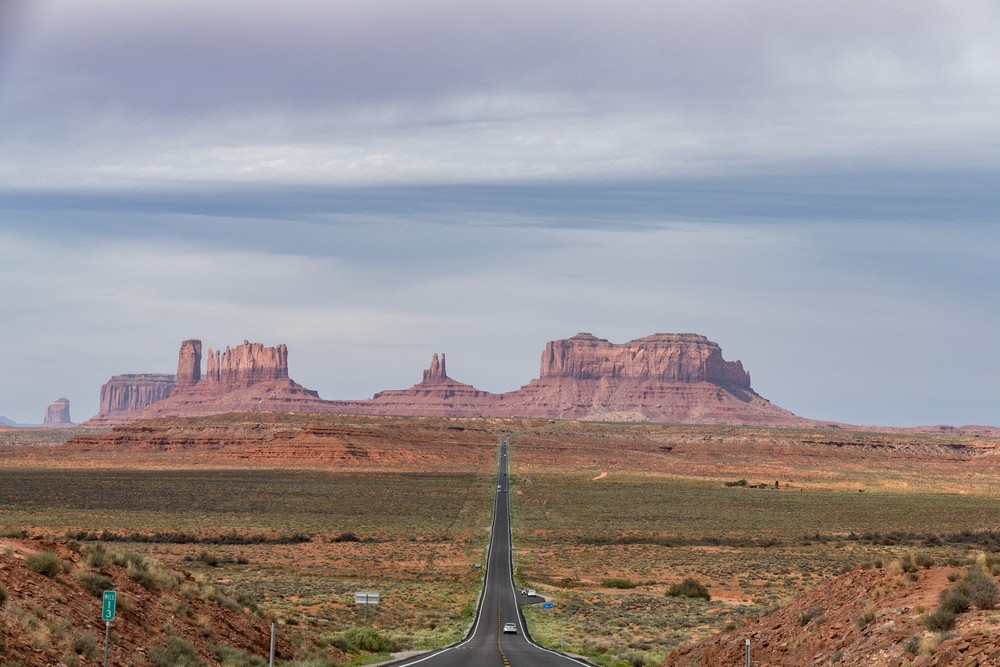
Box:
666, 578, 710, 601
914, 552, 935, 569
891, 554, 917, 574
923, 607, 957, 631
938, 586, 971, 614
126, 559, 158, 590
26, 551, 62, 578
602, 578, 637, 589
331, 531, 361, 542
959, 566, 997, 610
196, 550, 220, 567
903, 635, 921, 655
830, 648, 844, 663
280, 658, 338, 667
148, 635, 206, 667
76, 571, 114, 597
210, 643, 267, 667
125, 556, 179, 591
81, 543, 111, 568
723, 479, 748, 487
947, 571, 961, 582
208, 589, 241, 612
71, 632, 98, 659
798, 607, 824, 626
0, 528, 27, 538
235, 591, 258, 612
337, 626, 398, 653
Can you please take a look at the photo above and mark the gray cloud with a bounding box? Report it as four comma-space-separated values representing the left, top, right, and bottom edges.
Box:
0, 1, 997, 427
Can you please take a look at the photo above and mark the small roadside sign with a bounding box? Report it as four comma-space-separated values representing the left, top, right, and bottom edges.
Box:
101, 590, 117, 622
354, 592, 380, 605
543, 602, 554, 609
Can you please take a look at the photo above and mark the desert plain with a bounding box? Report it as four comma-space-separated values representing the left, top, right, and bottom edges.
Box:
4, 415, 1000, 666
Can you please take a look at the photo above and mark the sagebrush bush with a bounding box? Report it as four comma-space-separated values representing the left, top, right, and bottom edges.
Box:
72, 632, 98, 659
959, 566, 997, 610
337, 626, 398, 653
923, 607, 957, 631
938, 586, 971, 614
601, 578, 637, 589
26, 551, 62, 578
666, 578, 710, 601
81, 543, 110, 568
798, 607, 824, 626
209, 642, 266, 667
148, 635, 205, 667
76, 571, 114, 597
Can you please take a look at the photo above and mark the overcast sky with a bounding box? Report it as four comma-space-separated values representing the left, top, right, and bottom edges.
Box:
1, 0, 998, 427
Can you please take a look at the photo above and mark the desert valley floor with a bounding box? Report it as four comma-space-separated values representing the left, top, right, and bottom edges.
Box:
3, 415, 1000, 666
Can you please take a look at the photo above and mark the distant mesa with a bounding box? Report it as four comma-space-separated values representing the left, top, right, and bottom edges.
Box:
42, 397, 74, 428
84, 332, 814, 428
86, 339, 322, 426
100, 374, 177, 417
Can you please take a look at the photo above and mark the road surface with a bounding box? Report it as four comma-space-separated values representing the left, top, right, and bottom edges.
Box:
393, 436, 591, 667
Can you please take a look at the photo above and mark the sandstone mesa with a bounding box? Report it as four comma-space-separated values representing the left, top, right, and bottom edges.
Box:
84, 333, 826, 428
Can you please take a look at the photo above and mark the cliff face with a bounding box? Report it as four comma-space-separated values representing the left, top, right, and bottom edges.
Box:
541, 333, 751, 386
42, 398, 73, 427
98, 374, 177, 417
205, 341, 289, 388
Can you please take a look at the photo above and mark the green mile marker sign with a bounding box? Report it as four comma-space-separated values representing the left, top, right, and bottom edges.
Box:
102, 590, 116, 622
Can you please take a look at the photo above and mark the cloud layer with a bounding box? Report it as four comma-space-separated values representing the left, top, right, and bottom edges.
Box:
0, 1, 997, 426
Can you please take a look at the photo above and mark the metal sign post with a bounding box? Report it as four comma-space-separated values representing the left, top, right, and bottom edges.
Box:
269, 621, 276, 667
102, 591, 116, 667
745, 638, 751, 667
354, 592, 380, 623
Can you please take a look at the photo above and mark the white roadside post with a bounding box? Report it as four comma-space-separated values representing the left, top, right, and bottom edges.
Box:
745, 637, 751, 667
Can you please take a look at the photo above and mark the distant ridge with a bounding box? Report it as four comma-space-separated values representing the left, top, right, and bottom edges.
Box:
81, 334, 1000, 433
84, 333, 813, 428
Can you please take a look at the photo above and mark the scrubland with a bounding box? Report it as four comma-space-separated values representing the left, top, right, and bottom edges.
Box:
3, 416, 1000, 666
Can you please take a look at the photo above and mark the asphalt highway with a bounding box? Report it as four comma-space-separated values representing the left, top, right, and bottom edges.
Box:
393, 436, 591, 667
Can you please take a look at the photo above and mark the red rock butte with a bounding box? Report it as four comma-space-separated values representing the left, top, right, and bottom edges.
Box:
42, 397, 74, 428
84, 333, 821, 428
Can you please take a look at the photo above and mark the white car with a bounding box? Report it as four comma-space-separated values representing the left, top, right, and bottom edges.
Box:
526, 589, 536, 597
503, 622, 517, 634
